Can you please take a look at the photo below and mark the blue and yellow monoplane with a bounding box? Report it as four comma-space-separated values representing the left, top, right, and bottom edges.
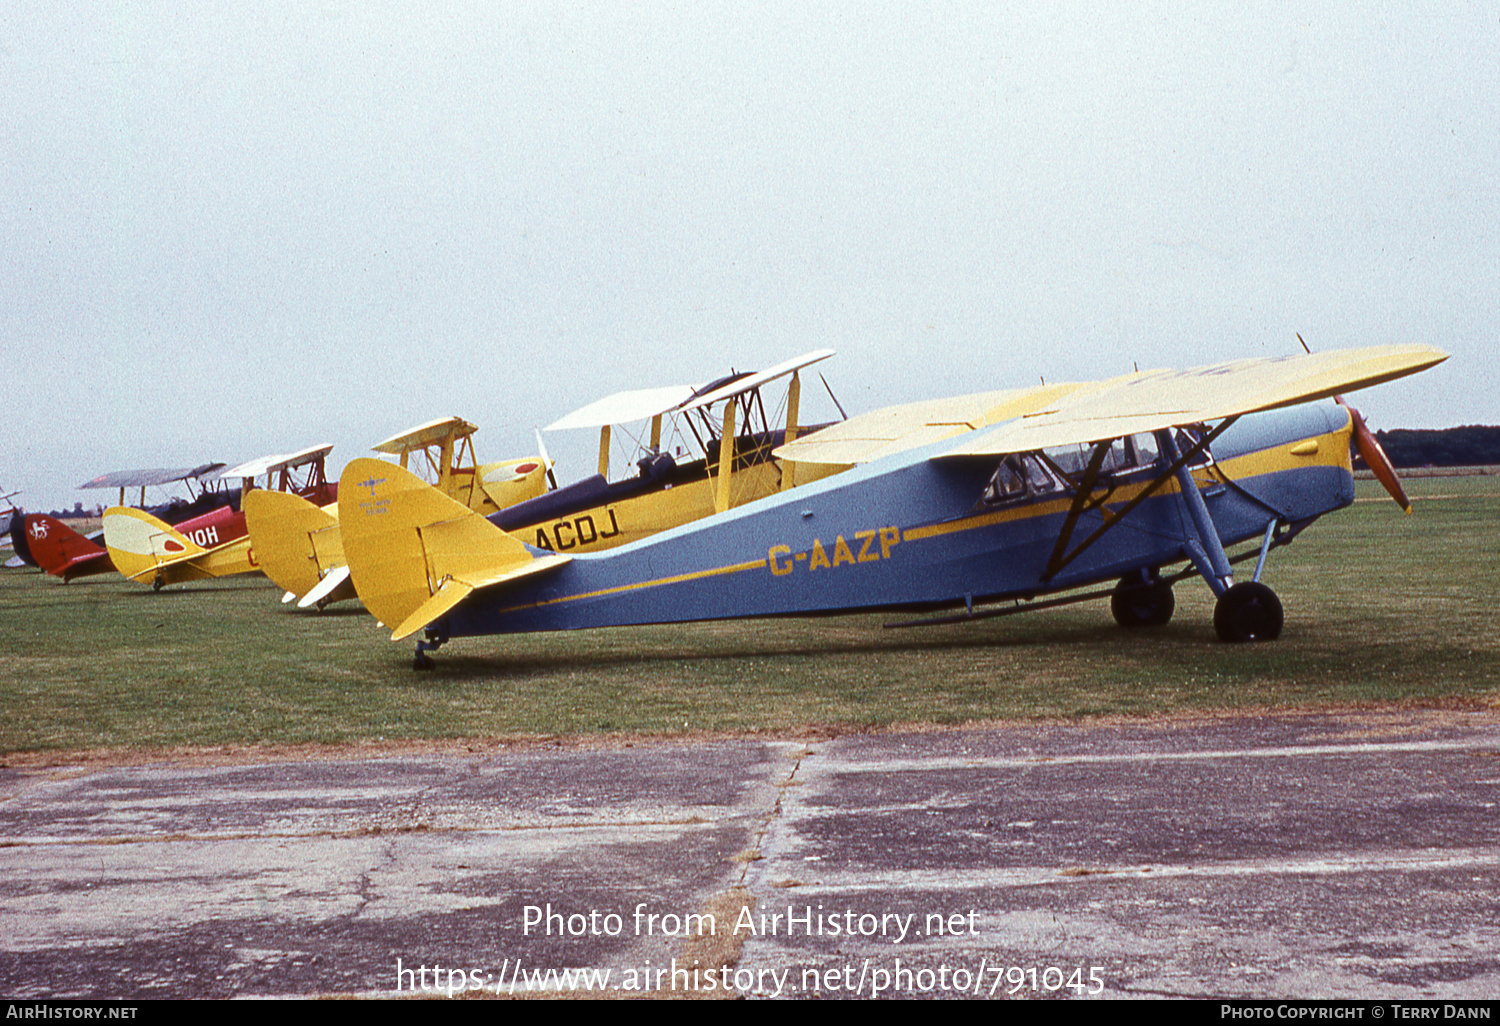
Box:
335, 345, 1446, 667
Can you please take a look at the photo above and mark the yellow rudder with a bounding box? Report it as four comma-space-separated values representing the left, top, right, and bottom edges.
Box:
339, 458, 568, 637
243, 489, 344, 600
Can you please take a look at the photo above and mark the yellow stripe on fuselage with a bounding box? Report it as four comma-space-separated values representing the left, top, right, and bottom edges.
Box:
495, 557, 770, 615
486, 422, 1354, 616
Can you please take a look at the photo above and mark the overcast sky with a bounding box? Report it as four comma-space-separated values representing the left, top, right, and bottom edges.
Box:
4, 2, 1496, 511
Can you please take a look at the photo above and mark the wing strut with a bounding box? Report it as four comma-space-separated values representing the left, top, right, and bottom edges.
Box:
1160, 425, 1237, 596
1041, 417, 1239, 582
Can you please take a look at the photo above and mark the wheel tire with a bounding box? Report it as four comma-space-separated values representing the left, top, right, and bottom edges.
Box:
1214, 582, 1284, 642
1111, 579, 1176, 628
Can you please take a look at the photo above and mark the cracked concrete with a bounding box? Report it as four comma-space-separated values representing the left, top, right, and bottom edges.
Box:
2, 711, 1498, 999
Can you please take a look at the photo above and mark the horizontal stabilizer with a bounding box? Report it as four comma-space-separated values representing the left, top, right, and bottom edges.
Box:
390, 553, 570, 640
298, 563, 353, 608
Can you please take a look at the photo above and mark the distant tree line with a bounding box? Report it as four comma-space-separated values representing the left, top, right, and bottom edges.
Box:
1373, 426, 1500, 467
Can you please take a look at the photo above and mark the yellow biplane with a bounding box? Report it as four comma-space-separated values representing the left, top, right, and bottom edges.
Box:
243, 416, 548, 608
340, 349, 838, 636
103, 444, 334, 590
333, 344, 1446, 667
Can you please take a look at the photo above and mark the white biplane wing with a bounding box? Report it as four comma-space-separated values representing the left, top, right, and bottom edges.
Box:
544, 385, 701, 432
220, 444, 334, 481
673, 349, 835, 414
80, 464, 226, 490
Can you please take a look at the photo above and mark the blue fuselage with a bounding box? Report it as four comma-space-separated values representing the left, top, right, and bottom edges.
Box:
440, 403, 1354, 638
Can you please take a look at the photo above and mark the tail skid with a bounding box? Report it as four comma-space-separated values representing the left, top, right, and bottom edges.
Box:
339, 458, 570, 640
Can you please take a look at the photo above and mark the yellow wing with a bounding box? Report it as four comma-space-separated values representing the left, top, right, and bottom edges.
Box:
774, 383, 1085, 466
940, 345, 1446, 456
777, 345, 1446, 466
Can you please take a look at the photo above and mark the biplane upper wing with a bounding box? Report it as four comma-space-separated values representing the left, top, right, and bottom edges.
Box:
671, 349, 836, 414
543, 349, 837, 431
544, 385, 701, 432
934, 345, 1447, 458
370, 417, 479, 455
80, 464, 226, 490
219, 443, 334, 481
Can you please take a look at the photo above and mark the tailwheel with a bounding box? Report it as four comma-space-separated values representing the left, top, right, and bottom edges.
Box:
151, 574, 164, 592
412, 625, 447, 670
1214, 582, 1283, 642
1111, 577, 1175, 628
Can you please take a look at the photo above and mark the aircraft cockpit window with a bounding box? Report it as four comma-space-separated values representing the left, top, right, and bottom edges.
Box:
981, 454, 1063, 506
1042, 441, 1134, 477
1043, 435, 1169, 482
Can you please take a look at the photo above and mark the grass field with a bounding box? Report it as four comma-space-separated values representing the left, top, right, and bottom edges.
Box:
2, 475, 1496, 754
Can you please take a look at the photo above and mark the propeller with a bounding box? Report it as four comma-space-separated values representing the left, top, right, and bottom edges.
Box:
1343, 398, 1412, 514
1297, 334, 1412, 514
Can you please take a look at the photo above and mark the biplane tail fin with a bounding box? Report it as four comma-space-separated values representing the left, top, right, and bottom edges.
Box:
22, 514, 115, 581
243, 489, 347, 602
101, 507, 210, 583
338, 458, 571, 640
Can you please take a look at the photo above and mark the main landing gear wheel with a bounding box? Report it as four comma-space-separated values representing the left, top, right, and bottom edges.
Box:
1111, 578, 1176, 628
1214, 582, 1284, 642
